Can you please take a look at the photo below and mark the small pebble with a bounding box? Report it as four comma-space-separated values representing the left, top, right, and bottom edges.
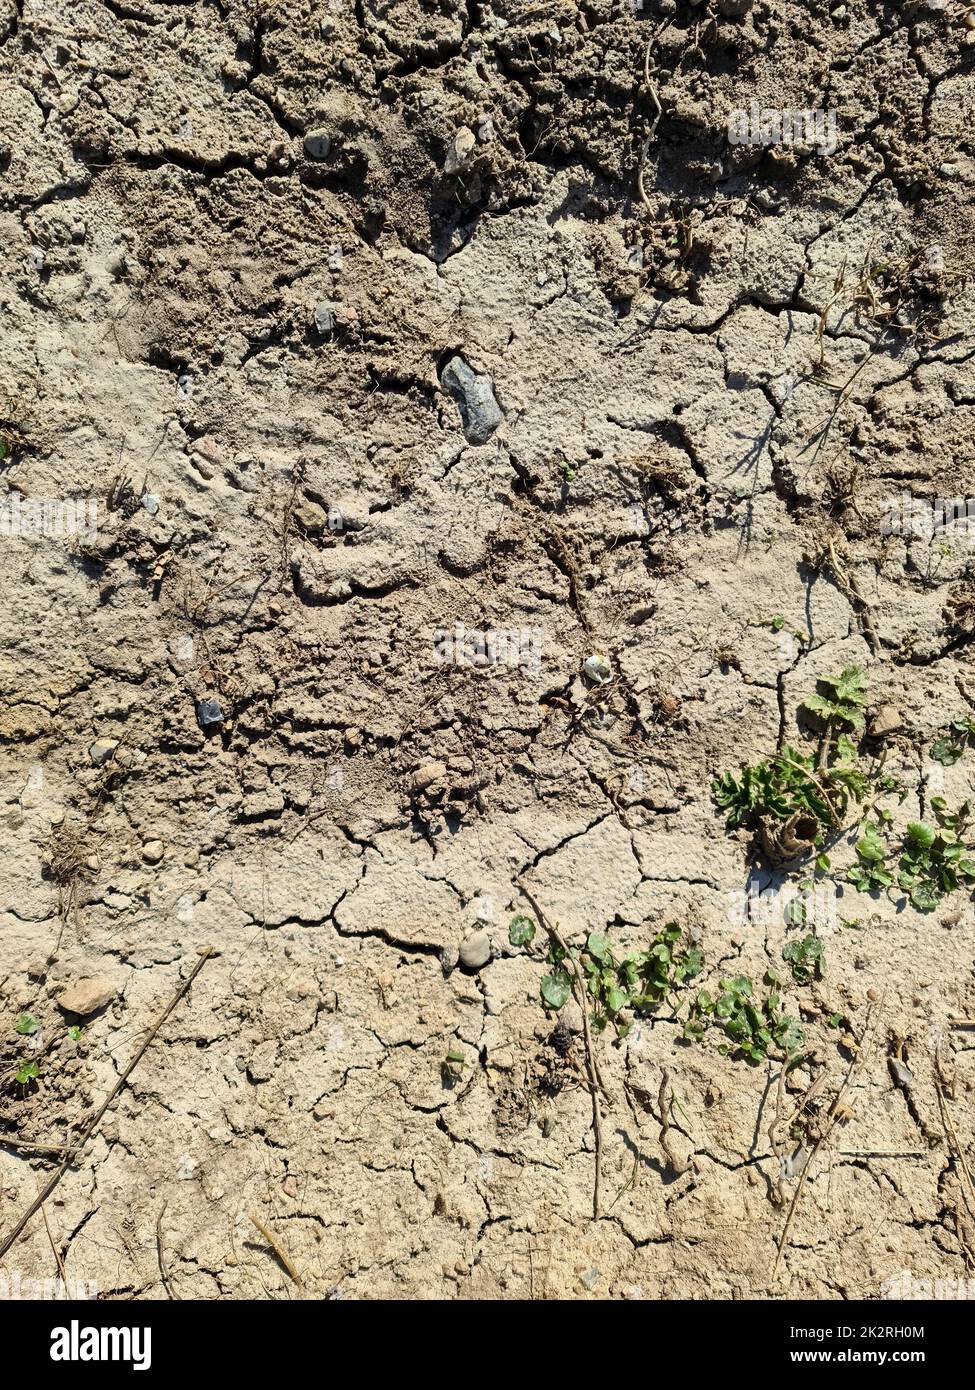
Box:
313, 301, 335, 335
444, 126, 476, 174
583, 653, 612, 684
303, 129, 331, 160
440, 354, 503, 445
868, 704, 902, 738
89, 737, 119, 765
559, 1002, 584, 1034
57, 976, 119, 1016
197, 697, 224, 728
459, 929, 491, 970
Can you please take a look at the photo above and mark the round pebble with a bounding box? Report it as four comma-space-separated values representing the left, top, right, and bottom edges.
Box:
459, 930, 491, 970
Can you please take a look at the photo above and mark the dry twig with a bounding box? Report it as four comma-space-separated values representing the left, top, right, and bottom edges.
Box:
248, 1212, 303, 1287
772, 996, 880, 1280
0, 947, 214, 1261
516, 881, 609, 1218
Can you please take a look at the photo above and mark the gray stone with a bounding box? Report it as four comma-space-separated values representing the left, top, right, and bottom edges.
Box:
440, 355, 503, 445
89, 737, 119, 765
197, 697, 224, 727
459, 929, 491, 970
141, 839, 164, 864
444, 126, 476, 174
304, 129, 331, 160
313, 301, 335, 335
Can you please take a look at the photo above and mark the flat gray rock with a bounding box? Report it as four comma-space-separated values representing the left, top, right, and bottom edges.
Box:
440, 355, 503, 445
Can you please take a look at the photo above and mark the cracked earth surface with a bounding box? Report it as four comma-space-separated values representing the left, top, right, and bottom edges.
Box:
1, 0, 975, 1300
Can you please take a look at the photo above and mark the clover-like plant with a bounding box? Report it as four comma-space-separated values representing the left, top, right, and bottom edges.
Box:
540, 924, 703, 1037
896, 802, 975, 912
931, 718, 975, 766
685, 974, 804, 1062
782, 934, 824, 985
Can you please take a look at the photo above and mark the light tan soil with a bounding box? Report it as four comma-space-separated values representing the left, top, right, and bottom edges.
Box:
1, 0, 975, 1300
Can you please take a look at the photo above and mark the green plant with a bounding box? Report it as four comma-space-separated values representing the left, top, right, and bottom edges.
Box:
876, 770, 907, 798
540, 969, 573, 1010
896, 802, 975, 912
713, 735, 870, 854
67, 1025, 82, 1042
847, 799, 975, 910
782, 933, 824, 984
847, 821, 895, 893
783, 886, 816, 927
931, 718, 975, 766
508, 914, 536, 947
14, 1060, 39, 1086
441, 1047, 467, 1083
14, 1012, 40, 1036
540, 924, 703, 1037
685, 975, 804, 1062
800, 665, 868, 733
714, 669, 874, 864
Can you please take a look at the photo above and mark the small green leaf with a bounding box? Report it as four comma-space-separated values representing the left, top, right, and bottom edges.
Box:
931, 736, 963, 766
783, 898, 807, 928
605, 986, 629, 1015
540, 972, 572, 1010
508, 915, 536, 947
905, 822, 936, 851
856, 825, 888, 862
15, 1013, 40, 1036
586, 931, 613, 964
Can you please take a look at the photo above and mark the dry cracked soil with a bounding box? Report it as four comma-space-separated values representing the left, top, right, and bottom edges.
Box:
1, 0, 975, 1302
